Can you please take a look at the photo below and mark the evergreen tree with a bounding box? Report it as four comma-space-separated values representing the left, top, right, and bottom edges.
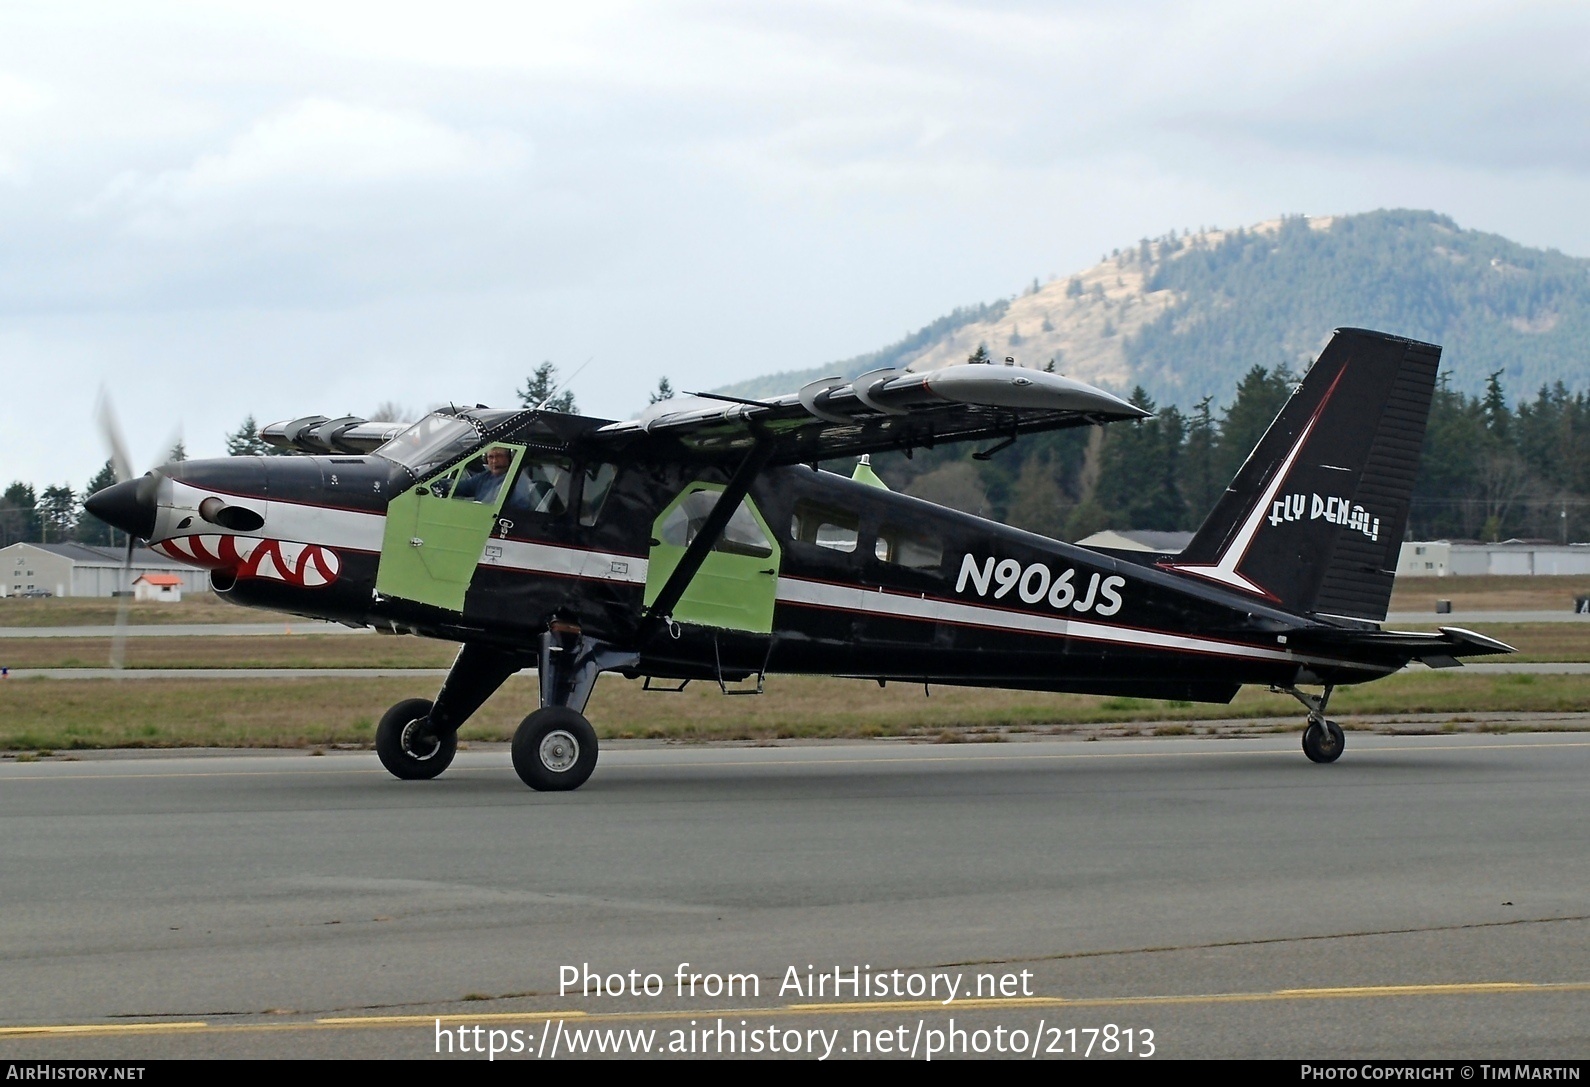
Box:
1481, 369, 1510, 442
1093, 389, 1183, 530
1005, 452, 1069, 538
1411, 376, 1488, 538
167, 440, 188, 463
1214, 365, 1294, 484
38, 485, 76, 543
1063, 498, 1111, 542
225, 415, 274, 457
648, 377, 675, 405
967, 344, 991, 365
519, 361, 578, 414
0, 482, 38, 546
76, 462, 122, 545
1181, 396, 1219, 529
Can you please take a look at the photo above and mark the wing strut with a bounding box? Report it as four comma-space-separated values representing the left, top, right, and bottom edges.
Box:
642, 433, 777, 636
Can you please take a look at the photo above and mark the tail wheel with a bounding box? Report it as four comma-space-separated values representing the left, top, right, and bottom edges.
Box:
512, 707, 598, 791
375, 698, 457, 780
1302, 719, 1345, 764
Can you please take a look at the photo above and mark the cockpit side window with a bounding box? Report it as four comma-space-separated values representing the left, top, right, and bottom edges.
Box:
505, 456, 574, 518
579, 463, 619, 526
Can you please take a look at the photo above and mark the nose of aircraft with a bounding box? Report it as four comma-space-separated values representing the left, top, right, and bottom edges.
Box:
84, 475, 159, 540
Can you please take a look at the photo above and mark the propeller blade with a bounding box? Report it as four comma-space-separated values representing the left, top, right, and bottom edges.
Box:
155, 422, 184, 472
109, 535, 134, 673
95, 388, 134, 485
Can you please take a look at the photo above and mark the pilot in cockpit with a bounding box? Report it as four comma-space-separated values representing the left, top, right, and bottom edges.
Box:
452, 446, 520, 505
453, 446, 570, 516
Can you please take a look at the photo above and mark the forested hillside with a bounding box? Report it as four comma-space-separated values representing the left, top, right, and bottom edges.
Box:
728, 209, 1590, 545
723, 210, 1590, 405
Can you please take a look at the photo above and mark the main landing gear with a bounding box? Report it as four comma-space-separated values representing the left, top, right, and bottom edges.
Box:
373, 625, 636, 792
512, 706, 599, 791
1280, 684, 1345, 764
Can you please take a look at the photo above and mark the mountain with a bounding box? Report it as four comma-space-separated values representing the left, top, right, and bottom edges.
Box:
719, 209, 1590, 408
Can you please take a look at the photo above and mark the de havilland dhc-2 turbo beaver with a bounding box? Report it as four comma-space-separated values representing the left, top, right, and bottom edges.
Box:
86, 328, 1512, 791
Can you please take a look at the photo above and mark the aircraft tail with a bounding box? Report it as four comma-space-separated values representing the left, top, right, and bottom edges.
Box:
1162, 328, 1440, 621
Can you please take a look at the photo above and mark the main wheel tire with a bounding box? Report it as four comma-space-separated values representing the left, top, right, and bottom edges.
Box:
1302, 719, 1345, 764
512, 707, 598, 791
375, 698, 457, 780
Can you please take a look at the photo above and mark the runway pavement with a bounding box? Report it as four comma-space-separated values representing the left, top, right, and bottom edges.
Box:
1, 732, 1586, 1059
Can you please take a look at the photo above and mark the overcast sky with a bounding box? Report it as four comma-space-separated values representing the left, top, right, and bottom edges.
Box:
4, 0, 1589, 490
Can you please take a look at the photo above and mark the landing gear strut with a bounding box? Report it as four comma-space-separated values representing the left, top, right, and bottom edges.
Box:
372, 629, 635, 791
1279, 684, 1345, 764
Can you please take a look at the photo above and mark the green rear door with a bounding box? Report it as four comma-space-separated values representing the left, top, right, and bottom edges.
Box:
644, 484, 781, 633
377, 445, 526, 611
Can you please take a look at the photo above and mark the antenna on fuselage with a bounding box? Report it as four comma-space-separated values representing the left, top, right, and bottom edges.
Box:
535, 356, 595, 412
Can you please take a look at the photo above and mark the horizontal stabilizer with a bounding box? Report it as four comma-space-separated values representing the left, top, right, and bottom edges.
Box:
1283, 624, 1515, 669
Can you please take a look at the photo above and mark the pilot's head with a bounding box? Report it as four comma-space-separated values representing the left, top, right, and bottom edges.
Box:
484, 447, 512, 475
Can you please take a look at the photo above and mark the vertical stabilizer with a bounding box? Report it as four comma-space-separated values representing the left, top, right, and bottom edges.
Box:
1163, 328, 1440, 621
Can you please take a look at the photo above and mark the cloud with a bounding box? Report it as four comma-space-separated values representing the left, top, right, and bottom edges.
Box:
89, 98, 531, 234
0, 70, 54, 184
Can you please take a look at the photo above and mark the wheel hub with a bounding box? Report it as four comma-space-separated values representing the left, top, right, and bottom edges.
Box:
400, 717, 442, 761
539, 729, 580, 773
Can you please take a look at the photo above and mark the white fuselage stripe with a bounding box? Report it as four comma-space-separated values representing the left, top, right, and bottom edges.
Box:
477, 538, 648, 584
161, 481, 386, 554
160, 481, 650, 586
775, 577, 1311, 666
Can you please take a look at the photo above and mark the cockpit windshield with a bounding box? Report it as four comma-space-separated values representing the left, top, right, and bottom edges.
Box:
371, 414, 482, 477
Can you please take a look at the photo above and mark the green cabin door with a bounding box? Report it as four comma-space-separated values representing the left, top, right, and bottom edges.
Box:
644, 483, 781, 633
376, 445, 526, 612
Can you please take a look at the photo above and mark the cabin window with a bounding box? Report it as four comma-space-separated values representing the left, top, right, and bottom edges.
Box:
658, 490, 773, 558
790, 501, 859, 553
579, 463, 619, 526
875, 525, 943, 571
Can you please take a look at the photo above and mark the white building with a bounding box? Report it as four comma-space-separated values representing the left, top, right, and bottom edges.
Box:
133, 572, 184, 602
1397, 540, 1590, 577
0, 542, 210, 598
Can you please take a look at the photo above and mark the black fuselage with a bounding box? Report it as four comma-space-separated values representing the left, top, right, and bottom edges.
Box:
162, 442, 1389, 707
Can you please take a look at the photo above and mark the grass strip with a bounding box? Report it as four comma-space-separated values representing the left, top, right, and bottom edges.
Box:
0, 671, 1585, 751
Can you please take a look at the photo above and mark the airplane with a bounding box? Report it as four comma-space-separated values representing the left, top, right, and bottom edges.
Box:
85, 327, 1513, 791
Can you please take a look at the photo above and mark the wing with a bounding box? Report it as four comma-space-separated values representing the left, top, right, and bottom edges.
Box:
587, 364, 1150, 465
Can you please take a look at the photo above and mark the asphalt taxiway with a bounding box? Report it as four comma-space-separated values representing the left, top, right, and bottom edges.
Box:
1, 732, 1587, 1059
